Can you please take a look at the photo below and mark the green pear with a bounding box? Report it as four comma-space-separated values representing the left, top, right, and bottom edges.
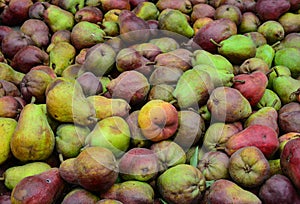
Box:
10, 103, 55, 162
59, 0, 85, 14
255, 89, 282, 111
43, 4, 75, 32
191, 49, 234, 73
258, 20, 285, 44
272, 75, 300, 104
133, 2, 160, 21
49, 41, 76, 76
255, 44, 276, 68
0, 62, 25, 85
172, 68, 214, 109
193, 64, 234, 87
55, 124, 91, 159
239, 12, 261, 34
85, 116, 131, 158
158, 9, 194, 38
267, 65, 291, 89
149, 37, 180, 53
46, 77, 96, 126
0, 117, 17, 165
101, 21, 120, 37
274, 47, 300, 78
2, 162, 51, 190
215, 34, 256, 65
70, 21, 107, 50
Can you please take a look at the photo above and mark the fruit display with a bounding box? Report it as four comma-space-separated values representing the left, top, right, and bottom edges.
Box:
1, 0, 300, 203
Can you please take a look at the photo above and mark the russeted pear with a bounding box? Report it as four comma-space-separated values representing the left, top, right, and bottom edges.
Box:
194, 64, 234, 87
279, 12, 300, 34
215, 34, 256, 65
156, 0, 193, 14
87, 95, 131, 120
274, 47, 300, 78
84, 116, 131, 158
191, 49, 234, 73
239, 12, 261, 33
81, 43, 116, 77
272, 75, 300, 104
207, 87, 252, 123
149, 66, 183, 86
0, 117, 17, 165
238, 57, 269, 74
10, 103, 55, 162
158, 9, 194, 38
0, 62, 25, 85
46, 77, 96, 126
172, 68, 214, 109
49, 41, 76, 76
257, 20, 285, 44
55, 124, 91, 159
43, 3, 75, 32
2, 162, 51, 190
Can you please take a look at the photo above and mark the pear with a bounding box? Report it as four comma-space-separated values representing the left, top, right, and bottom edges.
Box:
116, 47, 149, 72
149, 66, 183, 86
99, 0, 131, 12
149, 37, 180, 53
194, 64, 234, 87
173, 68, 214, 109
158, 9, 194, 38
130, 42, 162, 61
272, 75, 300, 104
0, 79, 20, 97
238, 57, 269, 74
76, 72, 102, 97
70, 21, 106, 50
46, 78, 96, 126
0, 117, 17, 165
43, 3, 75, 32
255, 44, 276, 68
275, 33, 300, 50
85, 116, 131, 158
74, 6, 103, 23
206, 179, 262, 204
274, 47, 300, 78
207, 87, 252, 123
279, 12, 300, 34
214, 5, 242, 25
55, 124, 90, 159
0, 96, 24, 119
101, 21, 120, 37
81, 43, 116, 77
49, 41, 76, 76
255, 89, 282, 111
133, 2, 160, 21
87, 95, 131, 120
244, 31, 267, 47
267, 65, 291, 89
0, 62, 25, 85
47, 30, 71, 52
191, 4, 215, 23
191, 49, 234, 73
103, 9, 122, 23
61, 188, 100, 204
214, 34, 256, 65
58, 0, 85, 14
156, 0, 193, 14
148, 84, 175, 102
118, 10, 150, 44
257, 20, 285, 44
255, 0, 290, 21
2, 162, 51, 190
239, 12, 261, 33
10, 168, 65, 204
10, 103, 55, 162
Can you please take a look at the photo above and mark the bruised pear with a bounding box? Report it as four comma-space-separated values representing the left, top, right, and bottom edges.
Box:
10, 168, 65, 204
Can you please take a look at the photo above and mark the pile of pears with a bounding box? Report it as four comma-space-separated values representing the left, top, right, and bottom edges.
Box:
1, 0, 300, 203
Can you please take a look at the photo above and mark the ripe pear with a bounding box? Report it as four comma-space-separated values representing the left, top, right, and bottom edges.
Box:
0, 117, 17, 165
239, 12, 261, 33
149, 37, 180, 53
257, 20, 285, 44
85, 116, 131, 157
58, 0, 85, 14
46, 77, 96, 126
156, 0, 193, 14
0, 62, 25, 85
255, 44, 276, 68
2, 162, 51, 190
61, 188, 100, 204
274, 47, 300, 78
273, 75, 300, 104
255, 89, 282, 111
278, 12, 300, 34
133, 2, 160, 21
10, 103, 55, 162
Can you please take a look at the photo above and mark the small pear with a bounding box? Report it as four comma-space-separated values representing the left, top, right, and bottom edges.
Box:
258, 20, 285, 44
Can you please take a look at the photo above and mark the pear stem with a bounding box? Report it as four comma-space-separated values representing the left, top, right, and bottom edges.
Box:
265, 68, 274, 76
145, 61, 156, 66
215, 146, 225, 151
271, 41, 281, 48
210, 38, 221, 47
169, 99, 177, 105
0, 177, 4, 181
289, 88, 300, 100
59, 153, 64, 163
88, 116, 100, 123
103, 36, 113, 40
271, 99, 279, 108
30, 96, 36, 104
273, 67, 279, 77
